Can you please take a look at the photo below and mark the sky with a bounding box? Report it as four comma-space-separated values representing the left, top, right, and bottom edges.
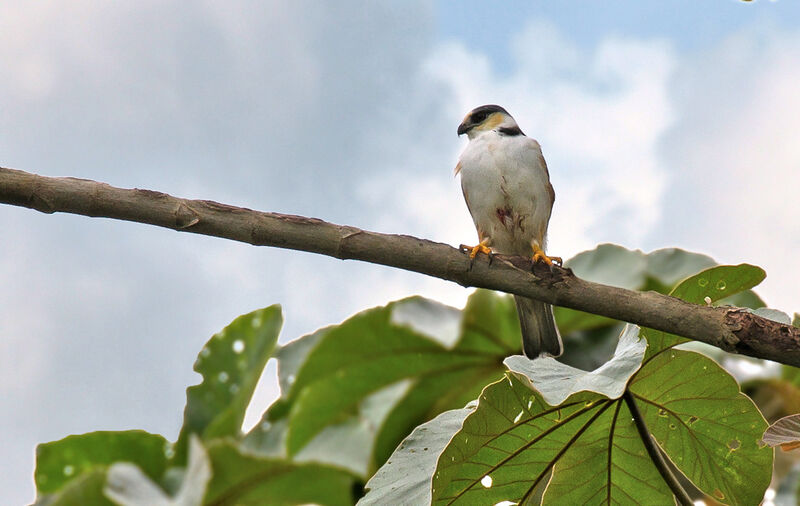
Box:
2, 1, 800, 503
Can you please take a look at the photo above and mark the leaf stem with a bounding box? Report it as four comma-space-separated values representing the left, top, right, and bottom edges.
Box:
623, 390, 692, 506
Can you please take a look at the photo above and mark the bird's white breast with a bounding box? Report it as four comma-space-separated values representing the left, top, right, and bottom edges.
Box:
459, 131, 553, 256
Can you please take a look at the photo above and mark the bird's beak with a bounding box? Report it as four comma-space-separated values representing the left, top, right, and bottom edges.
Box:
457, 120, 470, 136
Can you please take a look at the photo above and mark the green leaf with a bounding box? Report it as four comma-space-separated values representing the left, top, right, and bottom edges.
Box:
643, 264, 765, 359
457, 289, 520, 354
554, 246, 716, 336
629, 349, 773, 505
34, 470, 111, 506
566, 244, 648, 290
177, 305, 282, 457
558, 324, 625, 373
540, 398, 672, 505
370, 366, 502, 474
643, 248, 716, 287
783, 365, 800, 388
205, 440, 356, 506
256, 380, 410, 477
245, 336, 412, 476
281, 295, 500, 457
370, 291, 515, 470
359, 408, 473, 506
505, 323, 645, 405
35, 431, 168, 495
426, 343, 771, 504
252, 293, 511, 477
104, 434, 211, 506
430, 376, 672, 504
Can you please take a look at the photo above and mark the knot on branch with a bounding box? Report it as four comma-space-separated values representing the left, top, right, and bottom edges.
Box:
725, 308, 800, 359
175, 203, 200, 229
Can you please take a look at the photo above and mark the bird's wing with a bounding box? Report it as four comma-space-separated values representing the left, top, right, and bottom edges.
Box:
496, 136, 554, 245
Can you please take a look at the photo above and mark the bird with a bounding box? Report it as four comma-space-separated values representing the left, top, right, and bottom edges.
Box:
455, 104, 563, 358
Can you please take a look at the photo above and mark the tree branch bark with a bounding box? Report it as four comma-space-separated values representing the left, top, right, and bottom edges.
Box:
2, 166, 799, 366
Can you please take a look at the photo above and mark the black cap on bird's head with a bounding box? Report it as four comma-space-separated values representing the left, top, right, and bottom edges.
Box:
457, 104, 517, 136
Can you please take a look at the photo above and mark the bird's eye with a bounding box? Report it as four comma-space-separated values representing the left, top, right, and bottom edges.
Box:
471, 111, 487, 123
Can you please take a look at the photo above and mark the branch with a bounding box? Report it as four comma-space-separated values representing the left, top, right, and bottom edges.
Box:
1, 166, 799, 366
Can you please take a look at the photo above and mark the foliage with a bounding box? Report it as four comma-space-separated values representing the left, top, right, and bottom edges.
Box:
31, 245, 798, 505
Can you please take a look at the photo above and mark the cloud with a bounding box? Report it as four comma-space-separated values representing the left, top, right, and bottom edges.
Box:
364, 20, 678, 261
655, 25, 800, 314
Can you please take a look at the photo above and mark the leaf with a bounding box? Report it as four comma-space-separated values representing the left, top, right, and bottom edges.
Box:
426, 343, 771, 504
643, 264, 766, 359
245, 338, 413, 477
34, 470, 110, 506
293, 380, 412, 476
279, 295, 503, 457
794, 312, 800, 328
370, 291, 515, 470
204, 440, 356, 506
176, 305, 282, 458
555, 246, 717, 336
566, 244, 648, 290
762, 414, 800, 452
644, 247, 716, 287
370, 366, 502, 474
456, 289, 521, 353
430, 376, 673, 504
540, 398, 672, 505
359, 408, 473, 506
750, 307, 792, 325
505, 324, 645, 405
629, 348, 773, 505
35, 431, 169, 495
104, 434, 211, 506
783, 365, 800, 388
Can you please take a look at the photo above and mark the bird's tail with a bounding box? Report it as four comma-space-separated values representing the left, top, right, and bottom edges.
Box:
514, 296, 563, 358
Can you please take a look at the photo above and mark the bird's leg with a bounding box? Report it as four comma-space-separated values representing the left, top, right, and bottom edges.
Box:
531, 241, 561, 268
459, 236, 494, 268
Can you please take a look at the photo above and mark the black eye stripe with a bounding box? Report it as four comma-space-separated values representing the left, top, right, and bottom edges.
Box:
472, 111, 487, 123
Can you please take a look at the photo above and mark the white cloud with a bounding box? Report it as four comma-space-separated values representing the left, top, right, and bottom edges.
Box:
364, 20, 677, 262
656, 26, 800, 314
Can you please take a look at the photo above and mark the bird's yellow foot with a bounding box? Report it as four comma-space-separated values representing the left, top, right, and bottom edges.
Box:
532, 245, 561, 267
459, 240, 493, 266
460, 240, 493, 259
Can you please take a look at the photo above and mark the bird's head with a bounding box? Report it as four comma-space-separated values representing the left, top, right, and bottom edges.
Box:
457, 104, 522, 139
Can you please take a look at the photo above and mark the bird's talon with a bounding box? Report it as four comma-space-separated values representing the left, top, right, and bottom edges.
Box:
531, 246, 560, 268
461, 240, 493, 260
